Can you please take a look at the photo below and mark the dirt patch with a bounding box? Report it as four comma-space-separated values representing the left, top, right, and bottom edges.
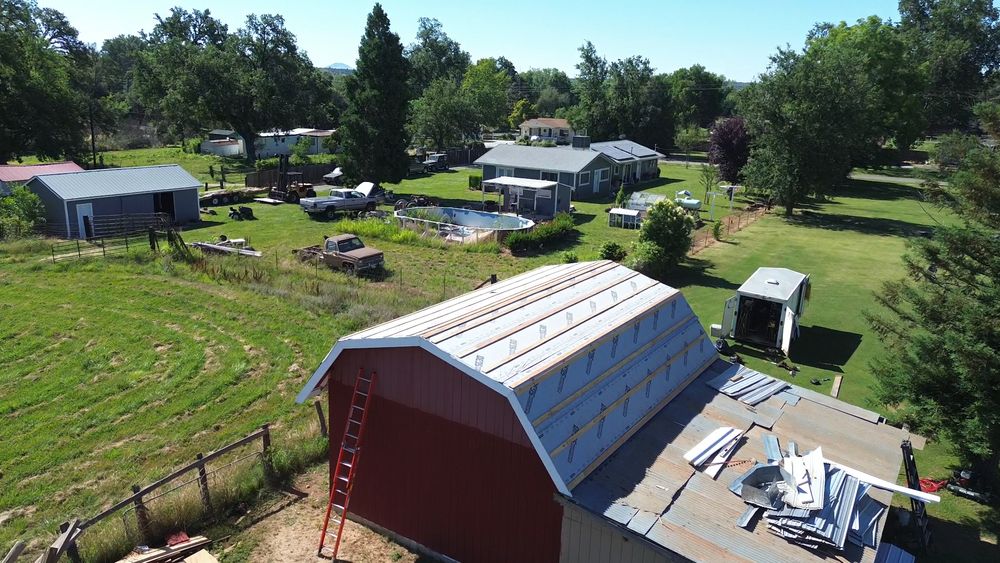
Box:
243, 468, 417, 563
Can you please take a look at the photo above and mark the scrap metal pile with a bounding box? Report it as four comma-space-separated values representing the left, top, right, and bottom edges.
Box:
684, 429, 940, 554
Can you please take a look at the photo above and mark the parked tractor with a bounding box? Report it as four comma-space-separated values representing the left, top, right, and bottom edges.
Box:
268, 154, 317, 203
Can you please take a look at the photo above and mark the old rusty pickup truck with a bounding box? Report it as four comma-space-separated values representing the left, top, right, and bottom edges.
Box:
294, 234, 384, 275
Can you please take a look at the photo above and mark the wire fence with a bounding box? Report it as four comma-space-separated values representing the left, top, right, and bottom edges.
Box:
690, 203, 770, 255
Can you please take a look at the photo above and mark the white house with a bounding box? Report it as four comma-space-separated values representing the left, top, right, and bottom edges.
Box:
200, 129, 245, 157
519, 118, 575, 144
255, 128, 335, 158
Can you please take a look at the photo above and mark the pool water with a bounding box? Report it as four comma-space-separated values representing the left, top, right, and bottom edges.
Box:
394, 207, 535, 231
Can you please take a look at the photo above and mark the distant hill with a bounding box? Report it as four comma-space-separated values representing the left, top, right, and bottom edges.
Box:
729, 81, 752, 91
320, 63, 354, 76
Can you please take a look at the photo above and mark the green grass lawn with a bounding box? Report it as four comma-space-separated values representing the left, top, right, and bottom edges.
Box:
1, 163, 993, 559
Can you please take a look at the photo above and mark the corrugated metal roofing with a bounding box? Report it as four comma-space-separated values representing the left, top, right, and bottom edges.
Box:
739, 267, 807, 302
299, 261, 717, 494
572, 359, 910, 563
474, 144, 608, 173
0, 161, 83, 182
27, 165, 200, 201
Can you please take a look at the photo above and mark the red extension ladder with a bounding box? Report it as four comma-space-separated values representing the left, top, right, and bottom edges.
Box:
318, 369, 376, 559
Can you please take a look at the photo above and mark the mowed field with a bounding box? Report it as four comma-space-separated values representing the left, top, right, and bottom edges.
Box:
1, 160, 994, 558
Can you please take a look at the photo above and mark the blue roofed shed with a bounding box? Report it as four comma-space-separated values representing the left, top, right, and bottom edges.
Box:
27, 164, 201, 239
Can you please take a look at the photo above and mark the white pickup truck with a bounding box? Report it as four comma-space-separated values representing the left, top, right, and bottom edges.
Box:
300, 184, 379, 218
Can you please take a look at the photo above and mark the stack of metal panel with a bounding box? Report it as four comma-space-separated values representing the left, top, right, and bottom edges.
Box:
718, 367, 790, 406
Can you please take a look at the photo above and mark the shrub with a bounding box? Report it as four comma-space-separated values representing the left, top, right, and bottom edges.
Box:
468, 174, 483, 189
624, 241, 668, 277
255, 157, 281, 170
562, 251, 578, 263
598, 241, 627, 262
503, 212, 576, 253
712, 221, 724, 240
614, 185, 627, 207
0, 186, 45, 238
638, 200, 695, 269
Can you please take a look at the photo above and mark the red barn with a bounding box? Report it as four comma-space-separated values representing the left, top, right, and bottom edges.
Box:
298, 261, 917, 563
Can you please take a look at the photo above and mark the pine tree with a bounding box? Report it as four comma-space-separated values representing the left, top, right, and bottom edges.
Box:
341, 4, 410, 184
867, 106, 1000, 484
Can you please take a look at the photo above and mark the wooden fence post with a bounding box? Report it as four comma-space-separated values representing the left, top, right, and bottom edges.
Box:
2, 541, 25, 563
51, 245, 56, 264
131, 484, 152, 543
101, 238, 106, 257
58, 521, 81, 563
75, 240, 81, 258
124, 233, 129, 252
260, 424, 274, 484
314, 400, 328, 438
195, 453, 212, 514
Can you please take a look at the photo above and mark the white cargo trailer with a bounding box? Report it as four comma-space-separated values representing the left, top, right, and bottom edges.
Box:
718, 267, 810, 354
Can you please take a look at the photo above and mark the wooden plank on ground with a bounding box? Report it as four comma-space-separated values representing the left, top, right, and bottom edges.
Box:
182, 550, 219, 563
830, 375, 842, 398
116, 537, 210, 563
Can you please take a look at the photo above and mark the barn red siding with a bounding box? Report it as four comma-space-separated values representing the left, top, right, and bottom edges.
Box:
327, 347, 563, 563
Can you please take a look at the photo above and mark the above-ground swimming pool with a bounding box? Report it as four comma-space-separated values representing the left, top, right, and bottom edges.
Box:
394, 206, 535, 243
395, 206, 535, 230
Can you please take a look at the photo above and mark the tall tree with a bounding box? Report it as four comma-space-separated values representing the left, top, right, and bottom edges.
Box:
405, 17, 469, 95
899, 0, 1000, 131
461, 58, 511, 130
341, 4, 410, 184
666, 65, 732, 127
867, 108, 1000, 485
193, 14, 328, 162
739, 47, 879, 215
708, 117, 750, 183
607, 56, 672, 147
132, 8, 228, 143
572, 41, 613, 138
808, 17, 927, 152
411, 78, 474, 150
0, 0, 88, 162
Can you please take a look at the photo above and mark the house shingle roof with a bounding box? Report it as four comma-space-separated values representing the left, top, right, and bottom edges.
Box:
520, 117, 572, 129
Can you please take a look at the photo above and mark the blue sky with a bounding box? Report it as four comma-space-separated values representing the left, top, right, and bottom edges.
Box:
40, 0, 902, 82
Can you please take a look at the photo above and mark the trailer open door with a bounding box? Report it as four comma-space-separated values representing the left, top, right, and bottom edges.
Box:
780, 307, 796, 355
798, 274, 811, 316
722, 295, 738, 338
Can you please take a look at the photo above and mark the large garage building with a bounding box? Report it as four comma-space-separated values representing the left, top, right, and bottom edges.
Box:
27, 165, 200, 238
298, 261, 919, 563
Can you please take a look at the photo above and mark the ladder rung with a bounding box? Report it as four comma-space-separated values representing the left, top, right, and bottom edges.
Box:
337, 474, 349, 482
352, 405, 364, 411
356, 391, 368, 397
340, 460, 353, 468
346, 433, 358, 440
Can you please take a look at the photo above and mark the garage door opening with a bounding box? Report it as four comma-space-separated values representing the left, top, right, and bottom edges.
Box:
734, 296, 782, 346
153, 191, 176, 220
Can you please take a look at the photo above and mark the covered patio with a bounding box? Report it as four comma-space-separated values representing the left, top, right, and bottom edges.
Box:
481, 176, 571, 219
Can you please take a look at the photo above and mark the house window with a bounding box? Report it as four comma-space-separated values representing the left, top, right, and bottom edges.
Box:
541, 171, 558, 182
596, 168, 610, 182
613, 165, 621, 176
579, 171, 591, 186
497, 167, 514, 178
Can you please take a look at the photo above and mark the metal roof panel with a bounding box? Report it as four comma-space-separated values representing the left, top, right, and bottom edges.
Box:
27, 165, 200, 200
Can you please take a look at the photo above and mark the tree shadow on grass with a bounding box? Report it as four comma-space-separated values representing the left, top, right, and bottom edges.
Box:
837, 179, 924, 201
788, 325, 863, 373
662, 257, 741, 291
788, 210, 931, 238
183, 220, 228, 231
882, 506, 1000, 563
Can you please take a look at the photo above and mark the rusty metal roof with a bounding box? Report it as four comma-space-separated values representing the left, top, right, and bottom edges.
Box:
570, 360, 918, 563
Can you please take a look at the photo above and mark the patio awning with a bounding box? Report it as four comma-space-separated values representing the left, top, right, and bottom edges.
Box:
609, 207, 640, 217
482, 176, 558, 191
